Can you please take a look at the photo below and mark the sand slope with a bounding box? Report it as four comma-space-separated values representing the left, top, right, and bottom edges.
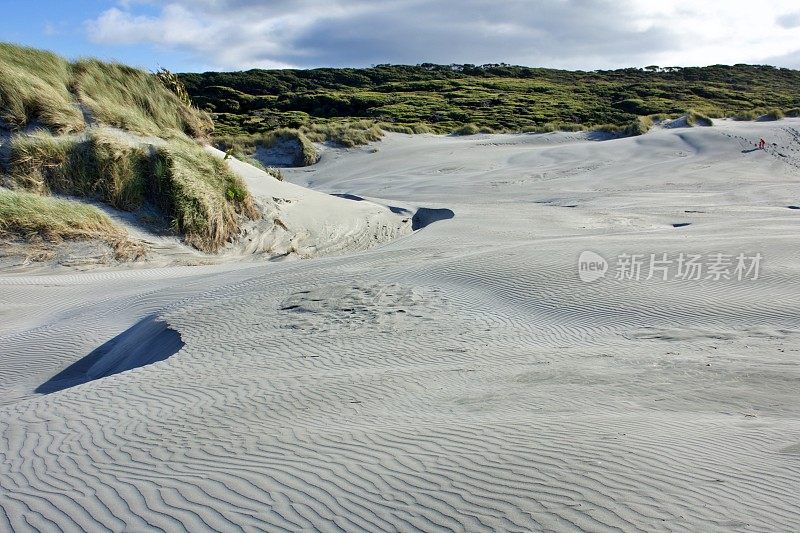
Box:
1, 120, 800, 531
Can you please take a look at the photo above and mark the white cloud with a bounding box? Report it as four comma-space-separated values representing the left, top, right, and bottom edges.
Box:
85, 0, 800, 70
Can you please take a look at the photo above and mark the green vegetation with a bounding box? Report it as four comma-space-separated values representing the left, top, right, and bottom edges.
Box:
8, 131, 256, 251
181, 63, 800, 143
214, 128, 320, 167
73, 59, 213, 138
762, 108, 785, 121
452, 123, 480, 136
686, 110, 713, 127
0, 43, 84, 134
0, 188, 143, 259
0, 43, 257, 253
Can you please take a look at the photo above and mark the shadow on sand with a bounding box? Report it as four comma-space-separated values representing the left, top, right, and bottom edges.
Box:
412, 208, 455, 230
37, 316, 184, 394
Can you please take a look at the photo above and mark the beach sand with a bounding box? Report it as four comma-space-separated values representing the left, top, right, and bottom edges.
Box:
1, 119, 800, 531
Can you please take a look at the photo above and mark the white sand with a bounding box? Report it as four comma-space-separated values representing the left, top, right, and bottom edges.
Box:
1, 119, 800, 531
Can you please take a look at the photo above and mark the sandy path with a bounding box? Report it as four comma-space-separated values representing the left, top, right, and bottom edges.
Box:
1, 120, 800, 531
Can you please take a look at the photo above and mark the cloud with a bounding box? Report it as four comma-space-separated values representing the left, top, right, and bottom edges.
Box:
777, 11, 800, 28
85, 0, 800, 71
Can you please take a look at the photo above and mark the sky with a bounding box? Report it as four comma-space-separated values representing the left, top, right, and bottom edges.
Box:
2, 0, 800, 72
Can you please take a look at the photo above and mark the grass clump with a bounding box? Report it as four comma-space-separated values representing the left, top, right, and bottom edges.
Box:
9, 130, 257, 252
151, 139, 257, 251
73, 59, 213, 138
686, 111, 713, 126
593, 115, 654, 136
761, 108, 784, 121
215, 128, 319, 167
731, 110, 758, 121
303, 120, 384, 147
452, 123, 480, 135
0, 43, 84, 134
9, 130, 150, 209
379, 122, 434, 134
0, 188, 143, 259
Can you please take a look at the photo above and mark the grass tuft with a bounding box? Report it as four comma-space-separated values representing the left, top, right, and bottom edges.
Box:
686, 111, 713, 127
761, 108, 784, 121
9, 130, 256, 252
452, 123, 480, 135
0, 188, 144, 259
0, 43, 84, 134
73, 59, 213, 138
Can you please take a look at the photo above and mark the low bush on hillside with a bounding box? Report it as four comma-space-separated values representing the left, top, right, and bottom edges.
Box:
181, 62, 800, 138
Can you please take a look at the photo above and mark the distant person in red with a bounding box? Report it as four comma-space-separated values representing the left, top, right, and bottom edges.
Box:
759, 138, 766, 149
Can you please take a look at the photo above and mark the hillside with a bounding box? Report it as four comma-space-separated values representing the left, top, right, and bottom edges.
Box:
182, 63, 800, 138
0, 43, 257, 257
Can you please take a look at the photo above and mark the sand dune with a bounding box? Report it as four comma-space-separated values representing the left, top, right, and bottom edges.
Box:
2, 120, 800, 531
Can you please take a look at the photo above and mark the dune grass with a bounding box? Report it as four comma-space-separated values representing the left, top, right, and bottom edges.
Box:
1, 43, 256, 253
9, 130, 256, 252
452, 123, 480, 136
9, 130, 150, 209
302, 120, 384, 147
0, 43, 84, 134
151, 138, 257, 250
72, 59, 212, 138
761, 108, 785, 121
0, 188, 143, 258
686, 110, 713, 126
0, 42, 212, 138
215, 129, 319, 167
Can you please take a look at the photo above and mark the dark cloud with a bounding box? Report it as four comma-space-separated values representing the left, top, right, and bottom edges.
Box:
86, 0, 800, 70
286, 0, 674, 68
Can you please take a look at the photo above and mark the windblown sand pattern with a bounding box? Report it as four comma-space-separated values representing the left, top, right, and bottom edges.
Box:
2, 120, 800, 531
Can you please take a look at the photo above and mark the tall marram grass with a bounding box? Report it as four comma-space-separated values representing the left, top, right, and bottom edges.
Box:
72, 59, 213, 138
9, 130, 256, 252
0, 188, 143, 259
0, 43, 84, 134
0, 43, 212, 138
151, 139, 257, 250
9, 130, 150, 209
